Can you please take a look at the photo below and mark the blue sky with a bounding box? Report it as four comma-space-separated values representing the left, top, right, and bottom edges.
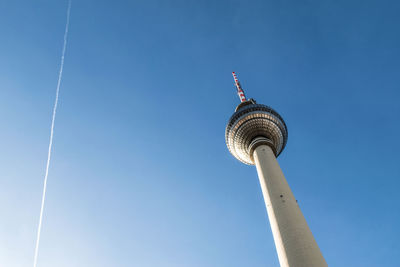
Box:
1, 0, 400, 266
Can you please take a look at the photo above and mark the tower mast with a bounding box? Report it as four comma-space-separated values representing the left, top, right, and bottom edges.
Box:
226, 72, 327, 267
232, 72, 247, 102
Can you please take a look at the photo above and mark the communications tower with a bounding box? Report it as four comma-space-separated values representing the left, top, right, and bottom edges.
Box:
225, 72, 327, 267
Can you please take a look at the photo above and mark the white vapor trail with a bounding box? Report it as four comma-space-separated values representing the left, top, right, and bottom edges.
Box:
33, 1, 71, 267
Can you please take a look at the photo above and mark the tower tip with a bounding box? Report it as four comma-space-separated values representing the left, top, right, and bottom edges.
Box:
232, 72, 246, 102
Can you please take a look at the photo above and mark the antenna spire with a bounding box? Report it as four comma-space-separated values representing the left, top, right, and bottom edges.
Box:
232, 72, 247, 102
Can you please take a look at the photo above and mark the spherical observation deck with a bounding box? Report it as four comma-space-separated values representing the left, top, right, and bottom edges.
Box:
225, 99, 288, 165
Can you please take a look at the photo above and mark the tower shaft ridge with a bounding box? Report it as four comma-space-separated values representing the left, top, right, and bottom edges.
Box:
225, 73, 327, 267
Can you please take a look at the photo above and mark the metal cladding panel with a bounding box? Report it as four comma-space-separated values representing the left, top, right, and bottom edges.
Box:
225, 102, 288, 165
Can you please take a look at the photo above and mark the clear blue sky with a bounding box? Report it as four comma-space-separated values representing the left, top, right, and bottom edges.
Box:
1, 0, 399, 266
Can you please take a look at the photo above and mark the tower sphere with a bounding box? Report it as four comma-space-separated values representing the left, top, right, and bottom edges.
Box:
225, 99, 288, 165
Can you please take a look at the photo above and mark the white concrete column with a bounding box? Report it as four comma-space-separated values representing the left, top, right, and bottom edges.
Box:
253, 144, 327, 267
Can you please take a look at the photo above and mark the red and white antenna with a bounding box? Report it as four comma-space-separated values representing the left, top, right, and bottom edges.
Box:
232, 72, 247, 102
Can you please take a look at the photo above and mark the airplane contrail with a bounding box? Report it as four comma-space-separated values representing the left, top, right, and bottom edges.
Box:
33, 1, 71, 266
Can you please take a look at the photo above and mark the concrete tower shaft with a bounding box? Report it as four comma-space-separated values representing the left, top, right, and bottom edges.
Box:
225, 96, 327, 267
253, 144, 327, 267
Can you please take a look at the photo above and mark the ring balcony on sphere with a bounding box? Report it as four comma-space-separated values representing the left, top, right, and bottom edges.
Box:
225, 98, 288, 165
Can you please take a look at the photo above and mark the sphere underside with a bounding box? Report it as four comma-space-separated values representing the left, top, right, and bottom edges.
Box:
225, 102, 288, 165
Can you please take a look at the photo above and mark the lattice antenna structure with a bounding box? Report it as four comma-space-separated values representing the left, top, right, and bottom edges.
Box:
232, 72, 247, 102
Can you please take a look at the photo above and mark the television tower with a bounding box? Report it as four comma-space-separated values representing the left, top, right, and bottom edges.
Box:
225, 72, 327, 267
